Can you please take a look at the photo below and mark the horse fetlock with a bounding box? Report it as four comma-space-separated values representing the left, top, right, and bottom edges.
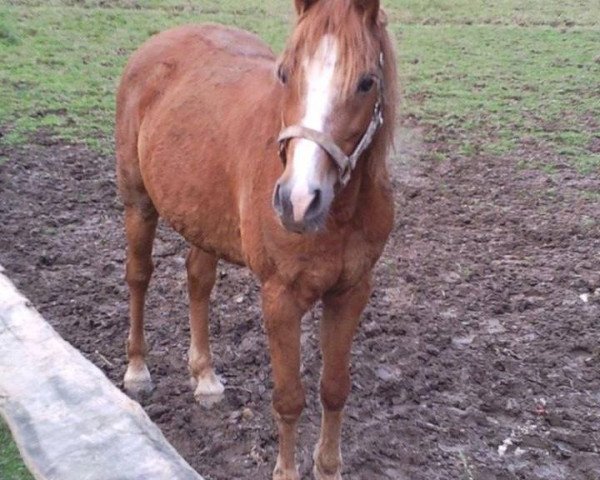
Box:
187, 349, 211, 375
313, 444, 342, 480
126, 337, 148, 359
124, 362, 153, 397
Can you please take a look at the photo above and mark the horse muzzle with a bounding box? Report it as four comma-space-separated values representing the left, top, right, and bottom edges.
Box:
272, 180, 330, 234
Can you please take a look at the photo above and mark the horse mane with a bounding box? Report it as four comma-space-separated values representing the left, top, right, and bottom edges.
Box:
369, 12, 398, 179
280, 0, 398, 179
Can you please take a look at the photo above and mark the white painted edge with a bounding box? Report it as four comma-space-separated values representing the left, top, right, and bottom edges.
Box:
0, 266, 204, 480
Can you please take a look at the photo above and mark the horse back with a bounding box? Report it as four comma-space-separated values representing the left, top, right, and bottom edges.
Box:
117, 24, 274, 109
116, 24, 276, 172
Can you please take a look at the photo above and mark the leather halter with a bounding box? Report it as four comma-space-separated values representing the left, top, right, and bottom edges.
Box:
277, 54, 385, 188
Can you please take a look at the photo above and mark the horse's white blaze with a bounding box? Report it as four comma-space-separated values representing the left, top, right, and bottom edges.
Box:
289, 35, 338, 222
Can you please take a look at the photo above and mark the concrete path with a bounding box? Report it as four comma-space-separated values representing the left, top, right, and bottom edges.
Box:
0, 266, 203, 480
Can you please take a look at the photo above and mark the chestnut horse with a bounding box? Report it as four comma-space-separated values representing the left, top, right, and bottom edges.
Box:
116, 0, 397, 478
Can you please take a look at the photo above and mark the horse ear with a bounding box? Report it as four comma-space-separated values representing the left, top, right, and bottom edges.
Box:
294, 0, 318, 15
354, 0, 380, 24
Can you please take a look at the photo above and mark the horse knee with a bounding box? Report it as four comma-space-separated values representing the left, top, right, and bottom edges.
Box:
320, 373, 350, 412
273, 382, 305, 421
187, 269, 215, 297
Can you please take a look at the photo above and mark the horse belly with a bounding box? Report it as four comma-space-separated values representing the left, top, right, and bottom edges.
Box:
138, 120, 245, 264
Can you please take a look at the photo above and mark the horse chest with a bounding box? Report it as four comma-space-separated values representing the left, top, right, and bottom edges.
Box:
258, 228, 383, 307
339, 229, 385, 286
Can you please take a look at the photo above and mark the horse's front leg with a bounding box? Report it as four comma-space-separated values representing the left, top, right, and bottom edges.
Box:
262, 281, 307, 480
313, 278, 371, 480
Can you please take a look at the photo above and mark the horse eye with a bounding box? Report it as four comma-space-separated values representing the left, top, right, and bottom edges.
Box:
357, 76, 375, 93
277, 65, 288, 85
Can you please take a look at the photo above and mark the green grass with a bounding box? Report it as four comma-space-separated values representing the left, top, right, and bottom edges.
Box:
0, 1, 292, 152
0, 419, 33, 480
0, 0, 598, 169
398, 22, 599, 163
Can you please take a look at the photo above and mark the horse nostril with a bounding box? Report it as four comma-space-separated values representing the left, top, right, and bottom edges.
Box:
273, 182, 293, 218
273, 183, 283, 213
305, 188, 322, 219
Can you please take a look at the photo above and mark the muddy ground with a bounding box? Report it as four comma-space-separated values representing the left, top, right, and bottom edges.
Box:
1, 126, 599, 480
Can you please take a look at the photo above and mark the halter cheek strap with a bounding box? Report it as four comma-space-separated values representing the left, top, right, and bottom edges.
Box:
277, 54, 385, 188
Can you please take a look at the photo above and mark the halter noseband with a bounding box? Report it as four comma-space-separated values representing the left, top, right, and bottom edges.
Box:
277, 54, 385, 188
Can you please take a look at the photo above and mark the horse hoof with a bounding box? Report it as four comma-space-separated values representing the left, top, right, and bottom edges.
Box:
191, 372, 225, 407
272, 467, 300, 480
313, 465, 342, 480
313, 448, 342, 480
124, 363, 154, 398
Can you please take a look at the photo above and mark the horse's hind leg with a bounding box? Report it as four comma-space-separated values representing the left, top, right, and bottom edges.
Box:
186, 246, 224, 405
123, 205, 158, 397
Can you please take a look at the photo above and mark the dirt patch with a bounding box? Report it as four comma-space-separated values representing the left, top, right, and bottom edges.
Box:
1, 127, 599, 480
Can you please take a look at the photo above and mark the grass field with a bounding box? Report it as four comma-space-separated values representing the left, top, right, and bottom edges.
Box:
0, 419, 33, 480
0, 1, 598, 477
1, 0, 599, 170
